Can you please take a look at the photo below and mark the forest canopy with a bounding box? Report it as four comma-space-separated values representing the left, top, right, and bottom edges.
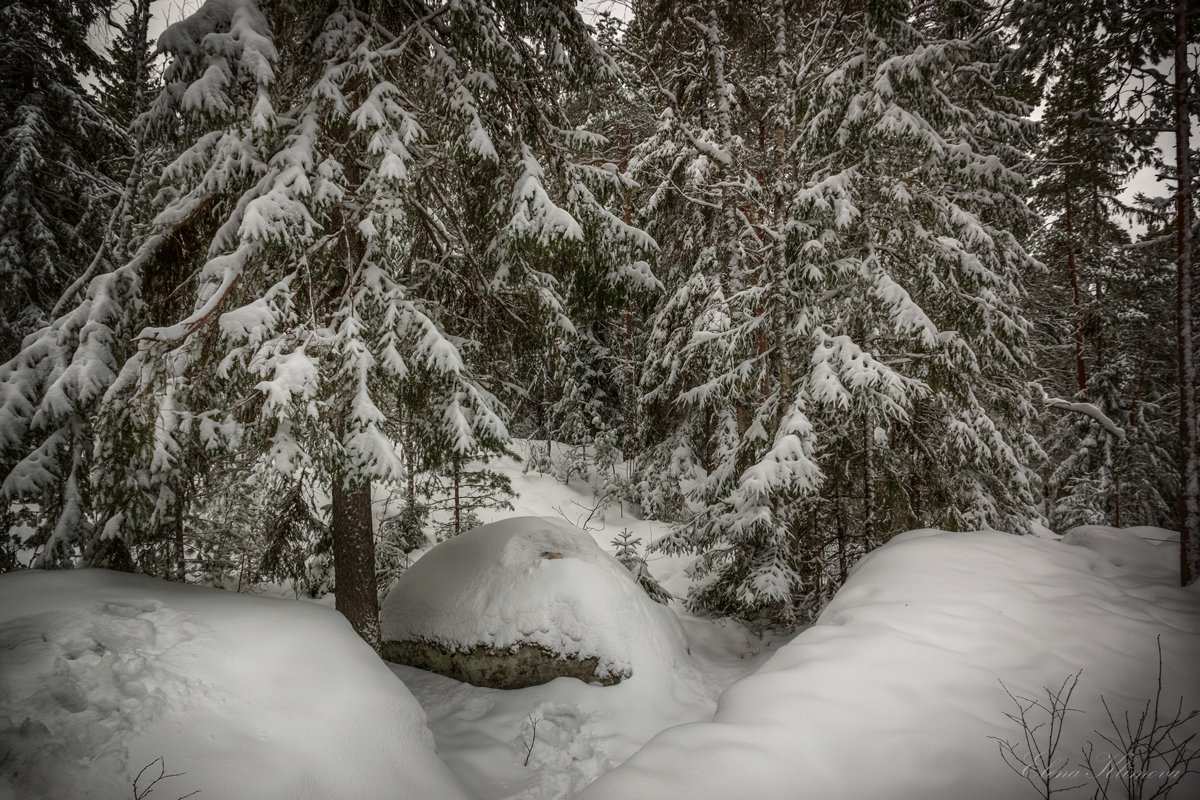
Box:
1, 0, 1197, 643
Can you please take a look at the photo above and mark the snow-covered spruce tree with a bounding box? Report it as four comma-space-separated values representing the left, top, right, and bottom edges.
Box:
97, 0, 157, 130
1009, 1, 1173, 530
0, 0, 653, 648
92, 0, 162, 265
631, 0, 1043, 626
0, 0, 126, 360
621, 0, 768, 525
1019, 0, 1200, 581
496, 11, 659, 490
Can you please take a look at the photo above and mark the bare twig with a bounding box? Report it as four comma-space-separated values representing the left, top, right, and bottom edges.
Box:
132, 756, 199, 800
552, 496, 608, 533
995, 639, 1200, 800
1083, 637, 1200, 800
989, 670, 1086, 798
522, 714, 541, 767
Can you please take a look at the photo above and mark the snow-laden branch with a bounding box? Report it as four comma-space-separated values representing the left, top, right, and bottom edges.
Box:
1032, 383, 1125, 440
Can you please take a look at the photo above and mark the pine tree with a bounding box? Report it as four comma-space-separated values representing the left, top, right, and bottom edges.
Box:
1169, 0, 1199, 584
96, 0, 156, 130
1009, 0, 1173, 532
1014, 0, 1199, 582
499, 10, 660, 490
630, 0, 1043, 626
623, 0, 766, 526
0, 0, 125, 359
0, 0, 654, 648
612, 528, 672, 604
1104, 0, 1199, 585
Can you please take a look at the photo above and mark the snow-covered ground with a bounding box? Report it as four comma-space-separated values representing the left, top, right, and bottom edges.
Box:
0, 570, 470, 800
381, 514, 749, 800
2, 446, 1197, 800
577, 525, 1200, 800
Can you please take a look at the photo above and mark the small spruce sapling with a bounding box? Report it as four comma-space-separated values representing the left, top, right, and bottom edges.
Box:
612, 529, 672, 605
376, 504, 429, 592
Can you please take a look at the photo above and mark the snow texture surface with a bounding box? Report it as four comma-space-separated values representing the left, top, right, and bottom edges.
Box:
2, 492, 1195, 800
0, 569, 469, 800
575, 526, 1200, 800
381, 516, 690, 682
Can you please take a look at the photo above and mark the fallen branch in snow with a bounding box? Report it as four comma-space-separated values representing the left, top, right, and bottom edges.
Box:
553, 497, 607, 533
1032, 383, 1126, 440
132, 756, 200, 800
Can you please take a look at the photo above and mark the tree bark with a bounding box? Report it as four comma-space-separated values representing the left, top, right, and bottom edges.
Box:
332, 478, 381, 651
175, 503, 186, 582
453, 458, 461, 536
835, 479, 848, 583
862, 415, 876, 548
1174, 0, 1198, 586
1063, 152, 1088, 395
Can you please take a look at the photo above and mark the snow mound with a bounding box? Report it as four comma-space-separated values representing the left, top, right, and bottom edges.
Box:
0, 569, 469, 800
576, 527, 1200, 800
1060, 524, 1179, 577
381, 516, 689, 684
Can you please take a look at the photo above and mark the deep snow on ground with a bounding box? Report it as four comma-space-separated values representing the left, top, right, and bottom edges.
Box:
380, 515, 732, 800
384, 448, 794, 800
2, 444, 1197, 800
0, 569, 470, 800
575, 525, 1200, 800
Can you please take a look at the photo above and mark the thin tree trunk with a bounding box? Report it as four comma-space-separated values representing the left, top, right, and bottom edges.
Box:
1113, 466, 1121, 528
1174, 0, 1198, 586
1063, 161, 1088, 395
805, 505, 822, 618
835, 479, 848, 583
863, 416, 876, 548
332, 478, 380, 651
620, 138, 638, 474
453, 458, 461, 536
175, 499, 186, 582
405, 423, 416, 506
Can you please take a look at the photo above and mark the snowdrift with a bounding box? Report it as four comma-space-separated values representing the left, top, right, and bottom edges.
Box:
381, 515, 716, 800
380, 516, 690, 688
575, 526, 1200, 800
0, 569, 469, 800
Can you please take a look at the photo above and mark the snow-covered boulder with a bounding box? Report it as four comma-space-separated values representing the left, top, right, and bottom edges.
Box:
0, 569, 470, 800
380, 516, 688, 689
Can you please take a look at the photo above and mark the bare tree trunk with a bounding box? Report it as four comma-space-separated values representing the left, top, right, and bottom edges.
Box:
1113, 466, 1121, 528
174, 503, 186, 582
405, 422, 416, 506
453, 458, 461, 536
1063, 156, 1088, 395
620, 137, 639, 477
332, 478, 381, 651
863, 416, 876, 548
835, 479, 848, 583
1175, 0, 1199, 586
